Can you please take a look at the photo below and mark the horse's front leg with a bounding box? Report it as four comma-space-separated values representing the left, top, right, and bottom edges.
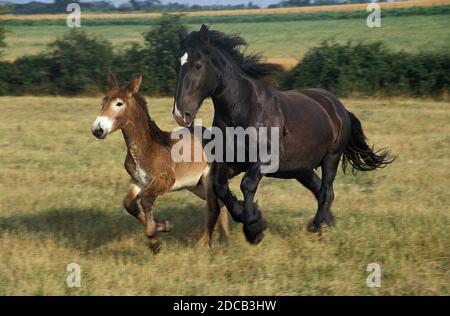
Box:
240, 163, 267, 244
140, 173, 175, 254
213, 162, 244, 222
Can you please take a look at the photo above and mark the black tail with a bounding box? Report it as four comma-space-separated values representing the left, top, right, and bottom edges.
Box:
342, 111, 394, 174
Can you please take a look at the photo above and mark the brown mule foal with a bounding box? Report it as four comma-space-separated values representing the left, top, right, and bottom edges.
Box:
91, 73, 229, 253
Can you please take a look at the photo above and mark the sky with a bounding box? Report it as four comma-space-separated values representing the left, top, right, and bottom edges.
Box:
2, 0, 283, 7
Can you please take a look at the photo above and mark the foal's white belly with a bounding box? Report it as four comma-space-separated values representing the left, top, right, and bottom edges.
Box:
171, 173, 202, 191
132, 166, 205, 192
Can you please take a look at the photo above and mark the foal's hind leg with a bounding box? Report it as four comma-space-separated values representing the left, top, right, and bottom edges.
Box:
217, 204, 230, 243
194, 170, 229, 248
307, 155, 340, 234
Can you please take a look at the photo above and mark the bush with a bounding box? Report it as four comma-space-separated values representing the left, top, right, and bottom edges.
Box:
0, 30, 114, 95
0, 25, 6, 57
281, 41, 449, 97
112, 13, 183, 95
0, 14, 183, 96
48, 30, 114, 94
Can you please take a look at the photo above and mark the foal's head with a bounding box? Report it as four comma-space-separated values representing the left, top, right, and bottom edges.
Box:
91, 73, 144, 139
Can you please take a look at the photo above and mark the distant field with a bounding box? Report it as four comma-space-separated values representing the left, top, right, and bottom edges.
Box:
0, 96, 448, 295
2, 0, 449, 20
3, 15, 450, 67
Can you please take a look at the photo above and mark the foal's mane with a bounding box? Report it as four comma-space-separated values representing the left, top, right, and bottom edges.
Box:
133, 93, 172, 147
188, 28, 284, 80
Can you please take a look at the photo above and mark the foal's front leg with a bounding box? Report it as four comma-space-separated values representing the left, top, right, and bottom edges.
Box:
123, 182, 147, 225
240, 163, 267, 244
140, 173, 175, 254
123, 181, 172, 232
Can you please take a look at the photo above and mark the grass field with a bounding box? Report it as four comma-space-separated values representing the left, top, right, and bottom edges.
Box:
0, 96, 448, 295
3, 13, 450, 66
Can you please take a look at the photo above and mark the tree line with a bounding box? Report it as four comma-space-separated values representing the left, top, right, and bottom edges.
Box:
1, 0, 261, 15
0, 14, 448, 98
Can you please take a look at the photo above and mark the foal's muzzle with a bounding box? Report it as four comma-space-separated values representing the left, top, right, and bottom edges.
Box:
91, 116, 112, 139
92, 126, 106, 139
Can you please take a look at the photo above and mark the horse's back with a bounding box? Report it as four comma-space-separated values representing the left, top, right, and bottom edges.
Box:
274, 88, 347, 169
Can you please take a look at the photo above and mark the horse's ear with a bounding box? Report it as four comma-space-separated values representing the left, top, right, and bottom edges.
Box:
107, 71, 118, 90
199, 24, 209, 43
178, 27, 188, 48
128, 73, 143, 94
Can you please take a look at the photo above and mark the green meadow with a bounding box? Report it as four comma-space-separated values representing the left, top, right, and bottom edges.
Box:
0, 96, 448, 295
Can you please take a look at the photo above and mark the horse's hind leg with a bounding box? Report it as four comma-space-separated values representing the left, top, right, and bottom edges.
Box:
296, 169, 321, 201
307, 155, 339, 233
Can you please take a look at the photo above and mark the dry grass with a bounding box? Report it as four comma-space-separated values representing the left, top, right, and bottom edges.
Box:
1, 0, 449, 20
0, 96, 448, 295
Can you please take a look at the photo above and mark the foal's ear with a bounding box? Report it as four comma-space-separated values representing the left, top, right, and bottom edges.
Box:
128, 74, 143, 94
107, 72, 118, 90
199, 24, 209, 43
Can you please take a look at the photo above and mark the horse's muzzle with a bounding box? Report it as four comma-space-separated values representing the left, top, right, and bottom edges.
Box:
173, 111, 193, 128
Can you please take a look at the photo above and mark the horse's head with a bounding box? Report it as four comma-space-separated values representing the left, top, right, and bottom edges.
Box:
173, 25, 220, 127
91, 72, 143, 139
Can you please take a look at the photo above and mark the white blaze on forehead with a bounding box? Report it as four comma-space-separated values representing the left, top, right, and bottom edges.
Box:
92, 116, 113, 134
180, 52, 188, 66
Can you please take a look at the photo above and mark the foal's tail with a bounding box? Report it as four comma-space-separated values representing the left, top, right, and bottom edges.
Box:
342, 111, 394, 174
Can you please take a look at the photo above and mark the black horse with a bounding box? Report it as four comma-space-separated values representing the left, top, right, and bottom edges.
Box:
173, 25, 393, 244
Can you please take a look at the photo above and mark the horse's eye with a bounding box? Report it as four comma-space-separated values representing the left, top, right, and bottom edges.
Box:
194, 63, 202, 70
116, 102, 123, 107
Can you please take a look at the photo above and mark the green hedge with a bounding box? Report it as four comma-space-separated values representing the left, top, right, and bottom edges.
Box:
0, 15, 448, 97
0, 14, 182, 95
280, 41, 449, 97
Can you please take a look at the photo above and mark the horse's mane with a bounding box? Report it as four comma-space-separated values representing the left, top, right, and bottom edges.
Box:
188, 28, 284, 80
134, 93, 172, 147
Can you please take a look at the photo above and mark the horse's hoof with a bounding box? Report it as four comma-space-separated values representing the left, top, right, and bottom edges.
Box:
324, 212, 335, 227
306, 219, 320, 233
243, 218, 267, 245
148, 238, 162, 254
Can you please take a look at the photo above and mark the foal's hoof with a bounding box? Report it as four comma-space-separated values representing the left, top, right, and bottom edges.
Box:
243, 218, 267, 245
196, 233, 211, 250
156, 220, 173, 233
148, 238, 162, 254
